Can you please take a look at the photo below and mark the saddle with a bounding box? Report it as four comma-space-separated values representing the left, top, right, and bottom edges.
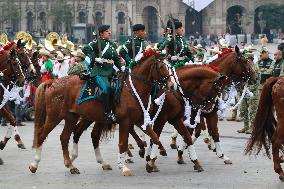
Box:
77, 76, 122, 105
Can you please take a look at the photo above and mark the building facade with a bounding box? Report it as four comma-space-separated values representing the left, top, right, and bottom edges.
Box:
0, 0, 283, 42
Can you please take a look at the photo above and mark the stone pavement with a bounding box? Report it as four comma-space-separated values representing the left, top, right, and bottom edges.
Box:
0, 118, 283, 189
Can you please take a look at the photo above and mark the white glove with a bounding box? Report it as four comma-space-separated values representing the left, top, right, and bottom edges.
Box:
171, 56, 178, 61
0, 72, 3, 77
95, 57, 104, 64
161, 50, 167, 55
121, 65, 126, 72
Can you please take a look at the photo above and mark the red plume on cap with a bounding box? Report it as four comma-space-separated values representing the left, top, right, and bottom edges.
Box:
0, 49, 5, 55
2, 41, 16, 50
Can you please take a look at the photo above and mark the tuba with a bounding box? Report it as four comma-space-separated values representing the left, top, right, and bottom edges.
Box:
14, 31, 37, 50
45, 32, 60, 51
0, 33, 9, 45
60, 33, 74, 51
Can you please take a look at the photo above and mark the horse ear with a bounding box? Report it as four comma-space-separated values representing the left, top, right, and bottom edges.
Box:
17, 39, 22, 48
235, 45, 240, 54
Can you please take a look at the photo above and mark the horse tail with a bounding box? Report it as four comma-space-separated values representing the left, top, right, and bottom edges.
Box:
100, 123, 116, 142
245, 77, 278, 158
32, 81, 52, 148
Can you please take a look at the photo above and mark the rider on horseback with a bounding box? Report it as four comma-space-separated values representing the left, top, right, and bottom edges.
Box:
157, 18, 194, 68
82, 25, 124, 123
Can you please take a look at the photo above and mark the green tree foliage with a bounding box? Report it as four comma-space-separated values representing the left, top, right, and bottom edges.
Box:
257, 4, 284, 31
0, 0, 20, 26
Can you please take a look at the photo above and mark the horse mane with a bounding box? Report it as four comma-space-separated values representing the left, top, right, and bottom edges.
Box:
210, 50, 235, 65
177, 64, 219, 80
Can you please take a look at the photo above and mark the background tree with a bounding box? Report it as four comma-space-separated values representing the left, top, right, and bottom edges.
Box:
0, 0, 20, 33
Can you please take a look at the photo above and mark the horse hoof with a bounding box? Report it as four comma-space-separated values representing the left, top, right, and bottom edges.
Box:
177, 159, 186, 164
160, 149, 167, 156
212, 148, 216, 152
224, 160, 232, 164
127, 150, 133, 157
143, 141, 147, 147
125, 159, 134, 164
170, 144, 177, 149
139, 149, 145, 158
123, 170, 134, 176
29, 165, 37, 173
70, 167, 80, 174
279, 175, 284, 182
146, 155, 150, 162
17, 144, 26, 149
0, 141, 5, 150
194, 165, 204, 172
102, 164, 112, 170
203, 138, 210, 144
128, 144, 134, 150
146, 163, 154, 173
0, 158, 3, 165
152, 165, 160, 172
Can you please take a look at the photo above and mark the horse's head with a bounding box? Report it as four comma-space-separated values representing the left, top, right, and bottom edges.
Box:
0, 50, 25, 85
132, 49, 173, 90
16, 39, 36, 76
231, 46, 257, 85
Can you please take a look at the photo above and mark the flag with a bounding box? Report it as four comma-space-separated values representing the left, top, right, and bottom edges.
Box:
182, 0, 215, 12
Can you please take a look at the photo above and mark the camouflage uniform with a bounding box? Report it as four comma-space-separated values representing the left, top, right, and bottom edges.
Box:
239, 63, 260, 133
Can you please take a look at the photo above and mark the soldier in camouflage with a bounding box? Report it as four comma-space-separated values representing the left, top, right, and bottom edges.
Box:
82, 25, 124, 122
119, 24, 147, 67
238, 52, 260, 134
271, 50, 284, 77
257, 47, 273, 85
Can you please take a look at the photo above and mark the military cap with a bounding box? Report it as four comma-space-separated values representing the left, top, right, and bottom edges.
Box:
133, 24, 145, 32
98, 25, 110, 33
166, 18, 182, 30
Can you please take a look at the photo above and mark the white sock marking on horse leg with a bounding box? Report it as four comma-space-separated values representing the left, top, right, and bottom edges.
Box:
5, 125, 13, 138
150, 144, 159, 160
215, 142, 224, 157
209, 136, 215, 150
70, 143, 78, 162
171, 129, 178, 138
192, 136, 197, 144
13, 126, 20, 136
187, 145, 198, 161
177, 141, 187, 152
118, 152, 130, 173
146, 145, 152, 157
30, 146, 42, 168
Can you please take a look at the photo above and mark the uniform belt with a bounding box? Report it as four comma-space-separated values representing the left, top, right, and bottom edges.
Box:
178, 57, 185, 61
102, 58, 114, 64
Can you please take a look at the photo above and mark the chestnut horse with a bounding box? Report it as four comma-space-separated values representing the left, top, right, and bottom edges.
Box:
245, 77, 284, 182
173, 46, 257, 165
29, 50, 173, 176
0, 48, 26, 152
0, 40, 35, 150
65, 65, 225, 173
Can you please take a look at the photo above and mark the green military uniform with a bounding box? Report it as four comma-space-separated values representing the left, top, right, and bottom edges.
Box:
157, 19, 193, 68
119, 36, 146, 67
272, 58, 284, 77
258, 57, 273, 84
239, 55, 261, 133
83, 37, 122, 95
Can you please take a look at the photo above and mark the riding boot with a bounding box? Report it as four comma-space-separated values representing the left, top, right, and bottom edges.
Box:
104, 96, 117, 123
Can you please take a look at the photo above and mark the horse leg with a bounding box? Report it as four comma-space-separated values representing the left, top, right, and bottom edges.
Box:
134, 125, 147, 147
0, 107, 25, 149
206, 112, 232, 164
71, 119, 93, 162
272, 116, 284, 181
170, 129, 178, 149
91, 122, 112, 170
29, 117, 62, 173
118, 119, 133, 176
60, 113, 80, 174
129, 126, 145, 158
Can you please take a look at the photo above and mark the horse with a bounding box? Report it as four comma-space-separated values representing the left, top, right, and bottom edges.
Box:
0, 40, 36, 150
173, 46, 257, 165
29, 49, 173, 176
66, 64, 226, 173
245, 76, 284, 182
0, 46, 26, 150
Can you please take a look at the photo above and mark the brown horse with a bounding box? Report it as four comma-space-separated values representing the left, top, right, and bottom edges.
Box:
245, 77, 284, 182
67, 64, 226, 173
0, 48, 26, 150
29, 50, 173, 176
173, 46, 257, 165
0, 40, 35, 150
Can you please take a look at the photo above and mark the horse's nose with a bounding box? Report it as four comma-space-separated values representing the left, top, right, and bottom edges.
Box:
167, 80, 175, 91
